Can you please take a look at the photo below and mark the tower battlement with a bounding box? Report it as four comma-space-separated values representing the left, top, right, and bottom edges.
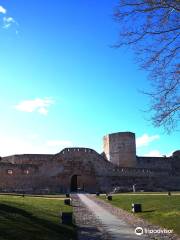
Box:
103, 132, 136, 167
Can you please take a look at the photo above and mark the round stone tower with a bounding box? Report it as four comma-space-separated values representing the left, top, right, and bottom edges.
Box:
103, 132, 136, 167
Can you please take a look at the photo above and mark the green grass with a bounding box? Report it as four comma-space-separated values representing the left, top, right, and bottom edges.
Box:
0, 193, 66, 198
113, 191, 180, 195
0, 195, 76, 240
99, 194, 180, 235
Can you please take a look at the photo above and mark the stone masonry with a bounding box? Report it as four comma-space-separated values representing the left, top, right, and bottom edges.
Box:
0, 132, 180, 193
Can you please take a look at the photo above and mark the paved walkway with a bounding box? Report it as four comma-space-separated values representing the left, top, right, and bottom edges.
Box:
76, 194, 143, 240
72, 194, 109, 240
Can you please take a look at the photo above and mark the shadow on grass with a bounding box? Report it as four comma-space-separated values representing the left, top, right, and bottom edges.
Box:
0, 203, 76, 240
0, 203, 33, 217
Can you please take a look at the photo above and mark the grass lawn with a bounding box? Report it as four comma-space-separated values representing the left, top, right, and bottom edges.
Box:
114, 191, 180, 195
99, 194, 180, 235
0, 195, 76, 240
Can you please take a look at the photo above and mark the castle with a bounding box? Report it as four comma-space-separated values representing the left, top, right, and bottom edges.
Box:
0, 132, 180, 193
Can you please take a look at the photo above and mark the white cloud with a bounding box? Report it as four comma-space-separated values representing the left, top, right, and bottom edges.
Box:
0, 5, 19, 34
136, 134, 160, 148
143, 150, 162, 157
0, 135, 72, 157
28, 134, 39, 140
3, 16, 16, 29
3, 16, 19, 30
0, 6, 6, 14
38, 107, 48, 115
0, 6, 18, 32
3, 17, 14, 22
0, 135, 38, 157
15, 98, 55, 115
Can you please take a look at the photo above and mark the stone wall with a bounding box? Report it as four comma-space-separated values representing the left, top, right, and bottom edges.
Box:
1, 154, 53, 165
0, 143, 180, 193
136, 156, 172, 170
0, 148, 102, 193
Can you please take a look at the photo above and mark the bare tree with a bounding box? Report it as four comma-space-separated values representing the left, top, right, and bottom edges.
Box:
114, 0, 180, 132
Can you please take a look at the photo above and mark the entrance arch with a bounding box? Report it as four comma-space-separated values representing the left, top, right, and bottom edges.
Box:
70, 174, 97, 193
70, 175, 78, 192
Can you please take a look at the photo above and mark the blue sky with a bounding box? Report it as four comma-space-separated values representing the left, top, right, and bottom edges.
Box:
0, 0, 179, 157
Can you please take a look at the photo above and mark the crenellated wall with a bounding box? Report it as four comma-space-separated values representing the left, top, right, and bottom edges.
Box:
0, 133, 179, 193
1, 154, 53, 165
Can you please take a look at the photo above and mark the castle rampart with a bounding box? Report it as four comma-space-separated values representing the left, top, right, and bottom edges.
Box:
0, 131, 179, 193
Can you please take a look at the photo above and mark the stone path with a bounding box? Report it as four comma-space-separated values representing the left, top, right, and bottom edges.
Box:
72, 194, 180, 240
78, 194, 143, 240
72, 194, 110, 239
72, 194, 144, 240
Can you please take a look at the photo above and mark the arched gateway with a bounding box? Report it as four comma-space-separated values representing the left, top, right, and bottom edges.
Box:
70, 174, 94, 192
70, 174, 78, 192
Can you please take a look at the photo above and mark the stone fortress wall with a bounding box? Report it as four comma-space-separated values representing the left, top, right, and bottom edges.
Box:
0, 132, 180, 193
2, 154, 53, 165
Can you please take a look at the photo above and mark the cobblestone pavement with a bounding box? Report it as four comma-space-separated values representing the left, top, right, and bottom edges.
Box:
72, 194, 180, 240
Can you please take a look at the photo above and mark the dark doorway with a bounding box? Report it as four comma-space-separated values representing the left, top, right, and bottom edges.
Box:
70, 175, 78, 192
